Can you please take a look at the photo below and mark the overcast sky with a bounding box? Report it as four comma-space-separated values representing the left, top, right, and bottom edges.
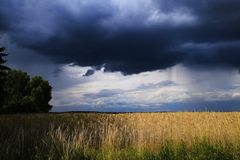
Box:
1, 0, 240, 112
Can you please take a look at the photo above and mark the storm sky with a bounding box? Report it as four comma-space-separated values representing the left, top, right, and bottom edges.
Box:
1, 0, 240, 112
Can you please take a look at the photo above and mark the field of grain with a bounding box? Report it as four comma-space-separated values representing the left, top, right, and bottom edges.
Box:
1, 112, 240, 160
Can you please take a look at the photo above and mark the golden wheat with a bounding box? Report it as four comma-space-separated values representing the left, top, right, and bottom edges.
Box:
1, 112, 240, 159
39, 112, 240, 151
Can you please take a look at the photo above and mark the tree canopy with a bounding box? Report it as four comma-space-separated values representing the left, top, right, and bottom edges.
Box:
0, 47, 52, 113
2, 69, 52, 113
0, 47, 9, 110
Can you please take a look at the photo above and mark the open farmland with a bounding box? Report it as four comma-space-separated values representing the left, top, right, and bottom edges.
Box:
1, 112, 240, 160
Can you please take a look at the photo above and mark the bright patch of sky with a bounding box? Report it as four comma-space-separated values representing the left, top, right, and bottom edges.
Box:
52, 64, 240, 109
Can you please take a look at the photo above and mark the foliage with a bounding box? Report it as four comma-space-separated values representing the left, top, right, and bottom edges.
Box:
0, 47, 9, 109
3, 69, 52, 113
28, 76, 52, 112
0, 47, 52, 113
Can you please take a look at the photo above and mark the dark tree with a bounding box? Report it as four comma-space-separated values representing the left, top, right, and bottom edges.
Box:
0, 47, 9, 111
27, 76, 52, 112
3, 70, 52, 113
3, 70, 30, 112
0, 47, 52, 113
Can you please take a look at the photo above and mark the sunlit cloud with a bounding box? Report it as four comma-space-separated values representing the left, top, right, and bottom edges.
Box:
52, 64, 240, 109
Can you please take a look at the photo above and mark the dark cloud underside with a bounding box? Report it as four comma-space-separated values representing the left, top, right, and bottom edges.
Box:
0, 0, 240, 74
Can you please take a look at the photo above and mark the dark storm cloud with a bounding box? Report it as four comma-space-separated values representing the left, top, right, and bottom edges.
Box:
83, 69, 95, 77
0, 15, 8, 32
0, 0, 240, 74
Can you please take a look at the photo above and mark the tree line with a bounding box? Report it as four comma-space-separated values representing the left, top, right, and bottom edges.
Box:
0, 47, 52, 113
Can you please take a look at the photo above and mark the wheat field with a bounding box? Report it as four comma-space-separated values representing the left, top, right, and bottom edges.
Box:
1, 112, 240, 159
